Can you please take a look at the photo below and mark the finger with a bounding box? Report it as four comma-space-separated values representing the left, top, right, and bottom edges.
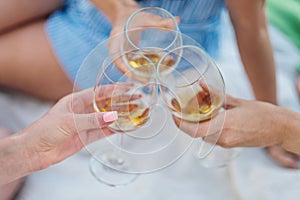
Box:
172, 116, 210, 138
95, 94, 141, 108
72, 86, 120, 108
95, 83, 133, 99
114, 56, 131, 74
74, 111, 118, 132
140, 14, 178, 30
72, 88, 93, 104
266, 146, 299, 169
173, 109, 226, 139
72, 86, 123, 113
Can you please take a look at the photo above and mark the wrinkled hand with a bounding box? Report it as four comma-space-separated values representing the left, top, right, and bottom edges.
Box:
23, 86, 118, 170
173, 95, 299, 168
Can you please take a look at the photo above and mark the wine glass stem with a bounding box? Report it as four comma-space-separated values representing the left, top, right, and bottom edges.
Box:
115, 133, 125, 165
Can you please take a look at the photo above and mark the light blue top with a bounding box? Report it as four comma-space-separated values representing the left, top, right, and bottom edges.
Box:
46, 0, 224, 87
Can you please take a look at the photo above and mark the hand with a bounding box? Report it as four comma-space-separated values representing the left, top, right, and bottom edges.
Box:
173, 95, 300, 168
22, 86, 118, 171
108, 5, 180, 75
173, 95, 282, 147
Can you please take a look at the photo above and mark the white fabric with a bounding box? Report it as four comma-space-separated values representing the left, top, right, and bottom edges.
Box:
0, 11, 299, 200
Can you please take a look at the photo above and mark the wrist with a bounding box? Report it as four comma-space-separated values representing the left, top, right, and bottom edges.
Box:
18, 126, 49, 175
0, 134, 36, 183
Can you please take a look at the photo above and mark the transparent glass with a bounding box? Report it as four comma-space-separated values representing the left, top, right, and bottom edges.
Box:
157, 45, 236, 168
157, 45, 225, 123
90, 51, 157, 186
122, 7, 182, 77
72, 31, 197, 187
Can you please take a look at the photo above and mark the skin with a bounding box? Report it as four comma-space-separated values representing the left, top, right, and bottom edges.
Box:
225, 0, 298, 168
0, 129, 25, 200
173, 95, 300, 159
0, 0, 73, 101
0, 0, 295, 188
0, 87, 118, 185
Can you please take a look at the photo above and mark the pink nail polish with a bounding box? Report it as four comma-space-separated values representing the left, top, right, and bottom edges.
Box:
103, 111, 118, 122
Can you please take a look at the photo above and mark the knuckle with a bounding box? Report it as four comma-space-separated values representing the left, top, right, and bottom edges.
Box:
218, 135, 233, 149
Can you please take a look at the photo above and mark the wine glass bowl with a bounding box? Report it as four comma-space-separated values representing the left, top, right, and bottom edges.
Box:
90, 50, 157, 186
157, 45, 225, 123
156, 45, 235, 168
122, 7, 182, 77
94, 51, 157, 132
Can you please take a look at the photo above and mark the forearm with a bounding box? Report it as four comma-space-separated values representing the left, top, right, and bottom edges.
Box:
0, 134, 35, 184
234, 21, 277, 104
89, 0, 139, 25
226, 0, 277, 104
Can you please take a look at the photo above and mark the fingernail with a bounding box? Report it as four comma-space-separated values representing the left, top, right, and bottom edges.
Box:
103, 111, 118, 122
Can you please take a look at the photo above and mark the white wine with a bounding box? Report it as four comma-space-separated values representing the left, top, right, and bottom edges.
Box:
94, 97, 150, 132
128, 52, 175, 75
168, 89, 222, 122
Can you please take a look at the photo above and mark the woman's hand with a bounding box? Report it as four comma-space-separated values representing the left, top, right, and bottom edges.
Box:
0, 86, 119, 184
173, 95, 300, 168
22, 87, 118, 173
107, 1, 180, 75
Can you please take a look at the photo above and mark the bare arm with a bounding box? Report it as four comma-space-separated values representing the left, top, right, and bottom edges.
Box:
225, 0, 299, 168
225, 0, 277, 104
0, 134, 34, 184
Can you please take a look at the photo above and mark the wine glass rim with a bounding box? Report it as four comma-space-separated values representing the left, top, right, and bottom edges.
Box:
124, 7, 181, 51
156, 45, 225, 90
93, 50, 157, 113
96, 50, 156, 84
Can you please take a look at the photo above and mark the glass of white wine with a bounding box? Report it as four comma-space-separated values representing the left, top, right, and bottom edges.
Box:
90, 51, 157, 186
157, 45, 237, 168
122, 7, 182, 77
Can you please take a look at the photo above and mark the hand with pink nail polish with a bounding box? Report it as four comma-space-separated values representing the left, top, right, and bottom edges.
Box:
0, 87, 118, 184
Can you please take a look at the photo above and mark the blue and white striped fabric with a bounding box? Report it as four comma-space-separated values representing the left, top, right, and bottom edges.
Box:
45, 0, 225, 84
138, 0, 224, 57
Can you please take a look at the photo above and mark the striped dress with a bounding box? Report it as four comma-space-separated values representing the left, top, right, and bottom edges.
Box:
46, 0, 225, 83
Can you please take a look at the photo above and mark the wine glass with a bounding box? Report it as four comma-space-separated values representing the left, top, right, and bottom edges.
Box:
156, 45, 237, 168
122, 7, 182, 77
90, 50, 157, 186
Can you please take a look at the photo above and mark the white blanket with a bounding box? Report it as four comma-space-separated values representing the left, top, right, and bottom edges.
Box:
1, 12, 299, 200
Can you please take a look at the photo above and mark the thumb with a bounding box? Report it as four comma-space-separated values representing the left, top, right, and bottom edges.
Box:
74, 111, 118, 132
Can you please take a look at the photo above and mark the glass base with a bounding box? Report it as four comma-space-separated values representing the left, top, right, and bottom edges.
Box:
89, 153, 139, 187
195, 145, 241, 168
